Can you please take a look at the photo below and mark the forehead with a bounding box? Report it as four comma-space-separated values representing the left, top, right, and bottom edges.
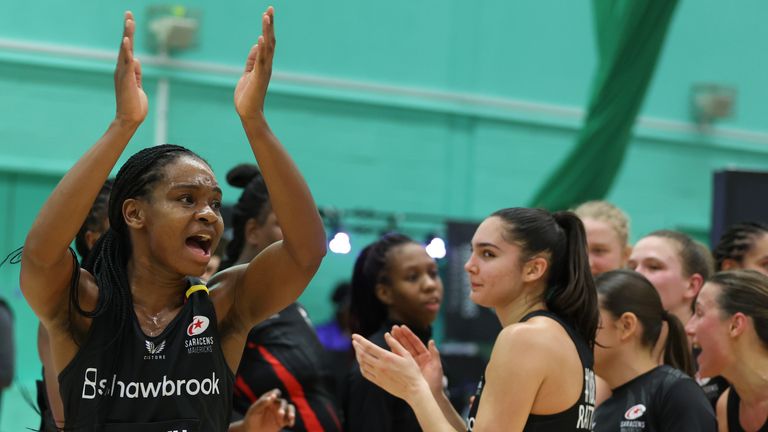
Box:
582, 218, 621, 243
472, 217, 508, 244
745, 233, 768, 257
389, 243, 434, 269
630, 236, 679, 261
161, 156, 219, 189
697, 282, 721, 307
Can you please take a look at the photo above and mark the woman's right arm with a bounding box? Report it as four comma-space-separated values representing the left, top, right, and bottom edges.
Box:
20, 11, 147, 325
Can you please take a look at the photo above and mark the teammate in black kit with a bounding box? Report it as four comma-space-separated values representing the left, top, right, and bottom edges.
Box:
592, 270, 715, 432
20, 7, 324, 431
627, 230, 726, 405
222, 163, 341, 432
352, 208, 599, 431
343, 233, 443, 432
686, 271, 768, 432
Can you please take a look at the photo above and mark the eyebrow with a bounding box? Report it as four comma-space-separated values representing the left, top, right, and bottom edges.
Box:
473, 242, 501, 250
170, 183, 223, 195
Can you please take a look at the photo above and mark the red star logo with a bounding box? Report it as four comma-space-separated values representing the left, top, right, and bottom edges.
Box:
193, 319, 204, 329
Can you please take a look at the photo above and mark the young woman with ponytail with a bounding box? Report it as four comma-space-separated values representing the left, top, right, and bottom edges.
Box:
352, 208, 599, 431
592, 270, 715, 432
20, 7, 322, 431
343, 233, 443, 432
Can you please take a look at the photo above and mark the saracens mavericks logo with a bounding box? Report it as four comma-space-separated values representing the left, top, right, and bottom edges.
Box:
186, 315, 214, 354
620, 403, 647, 429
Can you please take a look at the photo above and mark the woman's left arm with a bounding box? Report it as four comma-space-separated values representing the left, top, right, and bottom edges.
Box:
222, 6, 325, 328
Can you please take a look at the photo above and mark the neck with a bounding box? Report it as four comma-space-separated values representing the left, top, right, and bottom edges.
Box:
495, 285, 547, 327
722, 343, 768, 405
601, 348, 658, 389
128, 258, 186, 315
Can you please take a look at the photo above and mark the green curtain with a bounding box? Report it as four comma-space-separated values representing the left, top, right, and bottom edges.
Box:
529, 0, 679, 210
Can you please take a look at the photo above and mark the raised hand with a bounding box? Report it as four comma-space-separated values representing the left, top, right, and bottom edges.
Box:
114, 11, 148, 126
242, 389, 295, 432
391, 325, 445, 396
352, 332, 430, 402
235, 6, 276, 120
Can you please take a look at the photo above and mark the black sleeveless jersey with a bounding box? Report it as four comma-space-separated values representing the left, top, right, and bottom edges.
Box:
58, 279, 234, 431
593, 365, 715, 432
233, 302, 341, 432
466, 310, 596, 432
343, 322, 433, 432
727, 387, 768, 432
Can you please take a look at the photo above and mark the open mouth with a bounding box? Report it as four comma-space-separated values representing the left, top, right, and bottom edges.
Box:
186, 234, 212, 257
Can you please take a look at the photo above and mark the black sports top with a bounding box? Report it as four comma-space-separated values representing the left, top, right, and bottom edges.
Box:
466, 310, 596, 432
58, 279, 234, 431
232, 302, 341, 431
344, 322, 432, 432
593, 365, 715, 432
727, 387, 768, 432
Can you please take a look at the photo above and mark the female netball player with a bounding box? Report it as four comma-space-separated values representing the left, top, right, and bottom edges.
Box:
222, 164, 341, 431
352, 208, 598, 431
20, 7, 325, 431
344, 233, 443, 432
686, 270, 768, 432
628, 230, 713, 325
592, 270, 715, 432
573, 200, 632, 276
713, 222, 768, 276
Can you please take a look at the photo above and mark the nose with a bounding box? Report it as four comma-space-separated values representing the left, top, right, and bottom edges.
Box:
421, 274, 439, 292
464, 254, 477, 274
197, 205, 220, 224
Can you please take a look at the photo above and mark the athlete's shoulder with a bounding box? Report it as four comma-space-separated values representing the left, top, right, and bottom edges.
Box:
498, 314, 570, 352
493, 319, 562, 367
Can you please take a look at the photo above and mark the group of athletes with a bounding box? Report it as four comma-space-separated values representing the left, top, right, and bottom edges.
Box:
16, 6, 767, 432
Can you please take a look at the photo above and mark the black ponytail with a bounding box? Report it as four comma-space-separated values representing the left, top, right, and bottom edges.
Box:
220, 164, 270, 270
550, 212, 599, 349
661, 310, 695, 377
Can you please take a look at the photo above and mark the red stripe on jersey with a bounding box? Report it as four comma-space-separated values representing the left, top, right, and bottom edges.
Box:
257, 345, 325, 432
235, 375, 259, 403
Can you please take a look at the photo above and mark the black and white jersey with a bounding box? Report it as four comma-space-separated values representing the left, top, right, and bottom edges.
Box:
58, 279, 234, 431
466, 310, 596, 432
593, 365, 715, 432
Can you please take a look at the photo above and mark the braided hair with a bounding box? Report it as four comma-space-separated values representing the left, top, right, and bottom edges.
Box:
713, 222, 768, 271
349, 233, 416, 337
75, 179, 113, 262
72, 145, 207, 331
220, 164, 271, 270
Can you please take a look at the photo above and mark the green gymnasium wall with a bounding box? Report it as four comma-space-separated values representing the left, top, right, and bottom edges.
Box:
0, 0, 767, 429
